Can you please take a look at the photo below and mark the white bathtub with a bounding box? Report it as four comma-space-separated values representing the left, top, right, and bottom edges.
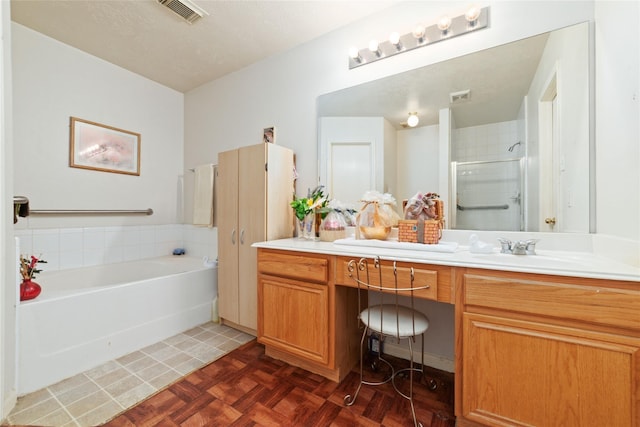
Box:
17, 256, 217, 395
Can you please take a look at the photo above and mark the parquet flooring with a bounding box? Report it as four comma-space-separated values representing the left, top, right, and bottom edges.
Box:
103, 340, 455, 427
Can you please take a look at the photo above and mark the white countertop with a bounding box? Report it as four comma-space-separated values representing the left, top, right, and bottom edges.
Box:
254, 237, 640, 282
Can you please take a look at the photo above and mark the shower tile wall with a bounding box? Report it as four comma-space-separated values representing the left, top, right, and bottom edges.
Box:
14, 225, 218, 272
453, 120, 523, 162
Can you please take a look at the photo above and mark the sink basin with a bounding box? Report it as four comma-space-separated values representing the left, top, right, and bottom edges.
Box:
467, 250, 592, 268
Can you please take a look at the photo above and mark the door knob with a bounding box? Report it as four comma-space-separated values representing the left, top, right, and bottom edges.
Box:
545, 217, 556, 225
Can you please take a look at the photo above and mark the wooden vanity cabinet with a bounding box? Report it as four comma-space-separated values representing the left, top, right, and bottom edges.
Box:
257, 249, 361, 381
457, 269, 640, 427
334, 256, 454, 303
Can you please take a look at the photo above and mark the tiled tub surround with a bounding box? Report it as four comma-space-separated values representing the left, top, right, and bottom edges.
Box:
14, 224, 218, 272
18, 256, 217, 395
6, 322, 254, 427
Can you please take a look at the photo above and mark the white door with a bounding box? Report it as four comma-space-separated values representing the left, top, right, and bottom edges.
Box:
318, 117, 383, 208
539, 74, 560, 231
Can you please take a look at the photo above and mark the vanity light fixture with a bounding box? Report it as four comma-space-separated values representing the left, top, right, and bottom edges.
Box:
389, 32, 403, 51
412, 24, 426, 44
368, 39, 382, 58
407, 112, 419, 128
465, 6, 481, 27
349, 46, 363, 64
437, 15, 452, 36
348, 6, 489, 69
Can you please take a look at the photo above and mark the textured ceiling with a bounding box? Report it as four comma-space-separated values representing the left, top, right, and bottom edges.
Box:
11, 0, 397, 92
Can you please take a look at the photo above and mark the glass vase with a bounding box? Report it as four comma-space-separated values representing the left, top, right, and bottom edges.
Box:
20, 278, 41, 301
296, 213, 316, 240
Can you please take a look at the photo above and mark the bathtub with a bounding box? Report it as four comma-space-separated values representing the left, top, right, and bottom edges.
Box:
17, 256, 217, 395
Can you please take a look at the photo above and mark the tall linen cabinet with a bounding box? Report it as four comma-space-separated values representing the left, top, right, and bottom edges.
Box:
216, 143, 294, 333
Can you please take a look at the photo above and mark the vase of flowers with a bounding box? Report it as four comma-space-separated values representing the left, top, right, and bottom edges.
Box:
290, 186, 328, 240
19, 254, 46, 301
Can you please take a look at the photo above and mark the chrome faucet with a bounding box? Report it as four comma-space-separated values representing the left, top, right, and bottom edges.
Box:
497, 238, 539, 255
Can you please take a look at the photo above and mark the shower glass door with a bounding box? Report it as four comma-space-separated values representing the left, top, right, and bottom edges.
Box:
451, 158, 524, 231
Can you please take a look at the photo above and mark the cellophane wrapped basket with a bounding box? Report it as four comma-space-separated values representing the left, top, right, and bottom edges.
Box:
399, 192, 444, 244
356, 191, 398, 240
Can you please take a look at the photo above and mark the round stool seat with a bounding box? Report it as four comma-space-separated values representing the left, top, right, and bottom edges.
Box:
360, 304, 429, 338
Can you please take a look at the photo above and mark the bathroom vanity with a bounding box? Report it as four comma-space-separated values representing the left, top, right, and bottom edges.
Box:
254, 237, 640, 427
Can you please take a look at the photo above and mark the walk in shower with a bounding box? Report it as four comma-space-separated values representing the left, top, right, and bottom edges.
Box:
451, 158, 524, 231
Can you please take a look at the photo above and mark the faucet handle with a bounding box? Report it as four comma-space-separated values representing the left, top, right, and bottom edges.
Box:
525, 239, 539, 255
497, 238, 512, 254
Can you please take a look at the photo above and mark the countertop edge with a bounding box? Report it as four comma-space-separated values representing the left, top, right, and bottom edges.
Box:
254, 238, 640, 283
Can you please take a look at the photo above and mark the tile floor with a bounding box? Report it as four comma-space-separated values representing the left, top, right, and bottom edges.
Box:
4, 322, 254, 427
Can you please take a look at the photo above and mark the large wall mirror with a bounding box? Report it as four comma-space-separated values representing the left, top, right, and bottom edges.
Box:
318, 22, 592, 233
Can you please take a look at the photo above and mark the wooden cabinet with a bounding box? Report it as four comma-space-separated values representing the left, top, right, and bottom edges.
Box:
457, 270, 640, 427
217, 144, 293, 333
255, 245, 639, 424
257, 249, 361, 382
335, 256, 454, 302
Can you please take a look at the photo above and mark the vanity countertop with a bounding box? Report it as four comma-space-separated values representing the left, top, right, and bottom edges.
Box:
253, 238, 640, 283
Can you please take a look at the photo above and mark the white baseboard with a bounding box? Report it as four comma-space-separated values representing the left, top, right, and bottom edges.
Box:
2, 388, 17, 423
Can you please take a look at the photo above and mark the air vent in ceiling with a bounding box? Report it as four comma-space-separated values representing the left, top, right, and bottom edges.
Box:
157, 0, 208, 24
450, 89, 471, 104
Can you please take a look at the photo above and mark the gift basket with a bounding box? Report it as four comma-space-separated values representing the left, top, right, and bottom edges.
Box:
318, 200, 354, 242
398, 192, 444, 244
356, 191, 400, 240
319, 209, 347, 241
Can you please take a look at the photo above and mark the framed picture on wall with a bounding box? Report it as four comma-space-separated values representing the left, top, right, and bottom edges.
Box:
263, 126, 275, 144
69, 117, 141, 176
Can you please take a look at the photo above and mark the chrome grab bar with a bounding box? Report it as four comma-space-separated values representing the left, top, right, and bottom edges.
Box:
29, 208, 153, 215
457, 204, 509, 211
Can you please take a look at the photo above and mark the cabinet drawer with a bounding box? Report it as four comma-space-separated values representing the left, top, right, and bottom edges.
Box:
336, 257, 438, 301
464, 273, 640, 331
258, 250, 329, 284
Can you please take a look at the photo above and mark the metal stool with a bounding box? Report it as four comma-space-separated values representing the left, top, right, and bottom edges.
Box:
344, 256, 430, 427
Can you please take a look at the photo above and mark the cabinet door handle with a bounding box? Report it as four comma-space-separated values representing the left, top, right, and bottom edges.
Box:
240, 229, 245, 245
231, 229, 236, 245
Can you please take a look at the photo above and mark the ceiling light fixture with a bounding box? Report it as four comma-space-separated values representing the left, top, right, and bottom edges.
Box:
348, 6, 489, 69
407, 112, 419, 128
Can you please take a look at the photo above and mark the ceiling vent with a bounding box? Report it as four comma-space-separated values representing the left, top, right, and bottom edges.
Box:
450, 89, 471, 104
157, 0, 208, 24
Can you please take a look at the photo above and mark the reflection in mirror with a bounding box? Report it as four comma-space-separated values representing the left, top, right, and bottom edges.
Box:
318, 22, 591, 233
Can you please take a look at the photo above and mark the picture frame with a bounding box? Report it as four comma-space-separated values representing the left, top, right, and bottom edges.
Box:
263, 126, 275, 144
69, 117, 141, 176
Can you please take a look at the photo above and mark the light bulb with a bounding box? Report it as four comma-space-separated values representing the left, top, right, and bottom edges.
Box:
407, 113, 419, 128
465, 6, 481, 24
437, 15, 452, 32
412, 24, 426, 42
348, 46, 361, 62
368, 39, 381, 57
389, 32, 401, 46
